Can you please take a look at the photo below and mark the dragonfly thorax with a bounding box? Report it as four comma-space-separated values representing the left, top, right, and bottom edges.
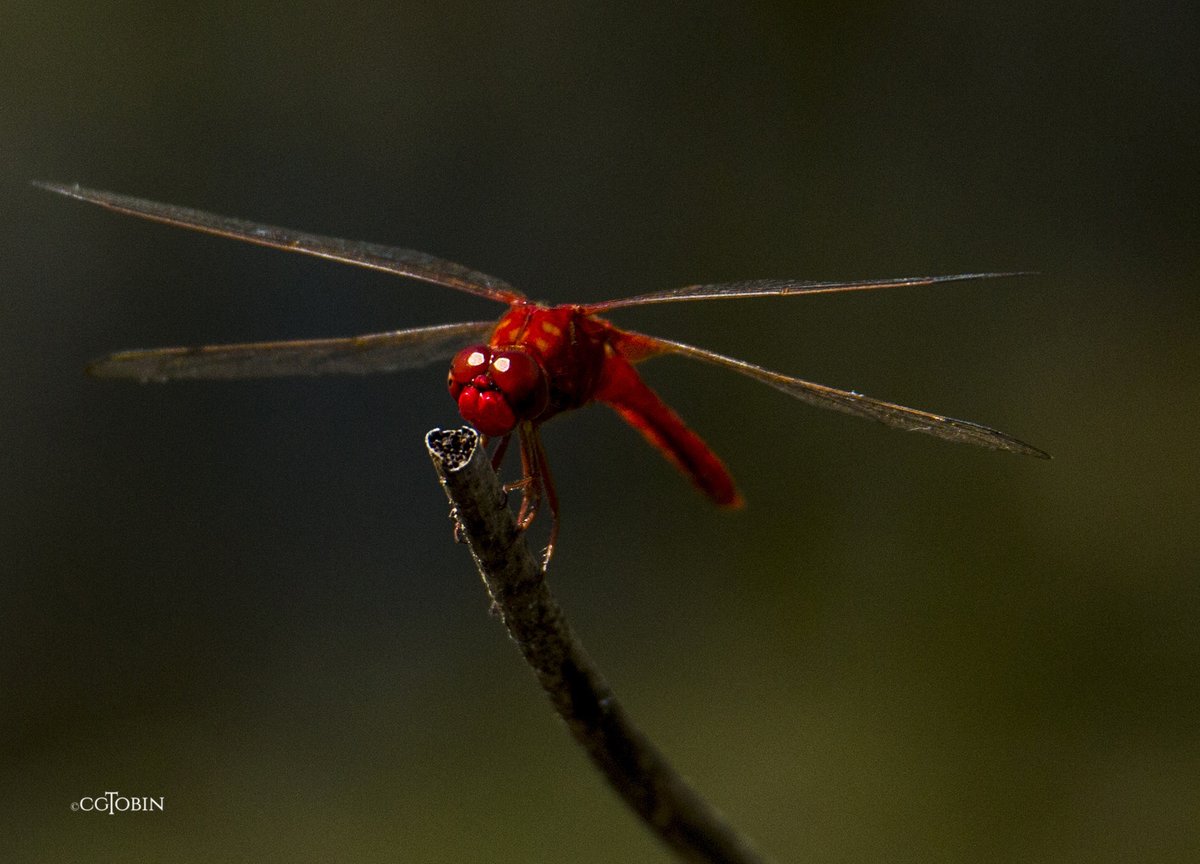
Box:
448, 344, 550, 436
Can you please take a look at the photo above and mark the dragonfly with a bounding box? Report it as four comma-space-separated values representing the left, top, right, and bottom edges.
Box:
38, 181, 1047, 567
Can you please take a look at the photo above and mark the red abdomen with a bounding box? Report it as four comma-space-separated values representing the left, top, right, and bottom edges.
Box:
594, 348, 743, 508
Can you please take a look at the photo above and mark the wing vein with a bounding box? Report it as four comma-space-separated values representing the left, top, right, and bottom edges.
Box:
585, 272, 1033, 312
35, 181, 522, 303
88, 321, 495, 381
615, 330, 1049, 458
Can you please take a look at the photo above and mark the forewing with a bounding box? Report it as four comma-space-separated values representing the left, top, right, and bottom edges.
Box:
613, 330, 1049, 458
585, 272, 1030, 312
89, 321, 495, 382
36, 182, 523, 304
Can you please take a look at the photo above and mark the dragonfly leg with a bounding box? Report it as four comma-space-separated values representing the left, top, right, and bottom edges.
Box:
515, 425, 543, 532
530, 429, 559, 570
489, 433, 513, 471
486, 433, 516, 506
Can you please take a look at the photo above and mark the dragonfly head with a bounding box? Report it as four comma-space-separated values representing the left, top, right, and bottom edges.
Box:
448, 344, 550, 436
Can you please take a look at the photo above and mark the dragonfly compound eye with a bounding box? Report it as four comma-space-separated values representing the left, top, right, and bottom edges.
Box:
490, 350, 549, 419
447, 344, 492, 399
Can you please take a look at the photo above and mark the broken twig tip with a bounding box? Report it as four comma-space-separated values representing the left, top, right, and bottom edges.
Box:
426, 426, 479, 472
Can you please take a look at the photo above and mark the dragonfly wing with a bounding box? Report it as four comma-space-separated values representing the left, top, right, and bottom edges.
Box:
89, 321, 495, 382
613, 330, 1049, 458
35, 182, 524, 304
584, 272, 1032, 312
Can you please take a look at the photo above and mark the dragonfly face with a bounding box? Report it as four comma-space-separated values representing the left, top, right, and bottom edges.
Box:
448, 344, 549, 436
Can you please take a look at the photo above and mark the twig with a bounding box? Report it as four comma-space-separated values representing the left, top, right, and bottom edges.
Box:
426, 427, 773, 864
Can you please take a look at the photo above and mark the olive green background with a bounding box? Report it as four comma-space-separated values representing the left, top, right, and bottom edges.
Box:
3, 2, 1196, 861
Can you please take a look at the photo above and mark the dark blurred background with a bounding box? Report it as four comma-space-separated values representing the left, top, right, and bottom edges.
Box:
3, 2, 1197, 861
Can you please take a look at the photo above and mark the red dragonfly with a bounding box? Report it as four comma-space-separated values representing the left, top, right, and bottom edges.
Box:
39, 182, 1047, 566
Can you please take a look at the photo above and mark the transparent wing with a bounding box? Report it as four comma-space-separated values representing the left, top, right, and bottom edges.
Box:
584, 272, 1031, 312
35, 181, 523, 304
89, 321, 495, 382
613, 329, 1049, 458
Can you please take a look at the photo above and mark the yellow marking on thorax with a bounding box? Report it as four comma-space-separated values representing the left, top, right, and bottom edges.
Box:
493, 313, 532, 345
522, 318, 564, 355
